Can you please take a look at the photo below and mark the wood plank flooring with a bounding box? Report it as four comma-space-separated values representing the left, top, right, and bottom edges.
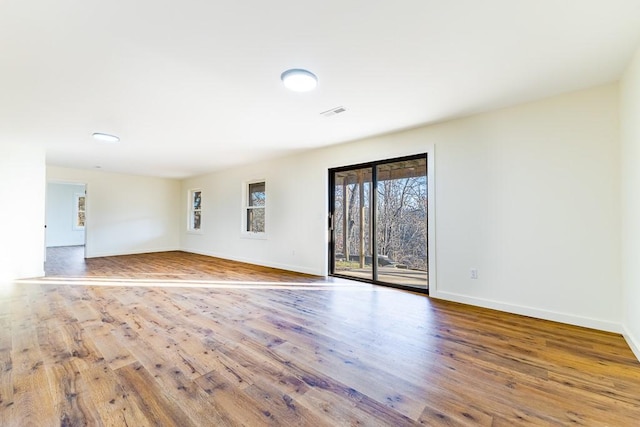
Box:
2, 250, 639, 426
44, 247, 322, 283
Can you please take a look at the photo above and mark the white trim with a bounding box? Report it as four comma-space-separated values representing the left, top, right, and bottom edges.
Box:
84, 247, 181, 259
242, 179, 266, 236
426, 144, 437, 293
183, 247, 322, 276
187, 188, 203, 233
623, 324, 640, 363
240, 232, 268, 240
9, 268, 46, 281
84, 183, 89, 249
73, 192, 86, 230
430, 289, 622, 333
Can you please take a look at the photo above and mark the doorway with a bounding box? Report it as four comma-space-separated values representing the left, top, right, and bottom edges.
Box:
45, 182, 87, 273
329, 154, 429, 293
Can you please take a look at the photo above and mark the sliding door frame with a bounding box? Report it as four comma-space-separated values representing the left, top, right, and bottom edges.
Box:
328, 151, 434, 295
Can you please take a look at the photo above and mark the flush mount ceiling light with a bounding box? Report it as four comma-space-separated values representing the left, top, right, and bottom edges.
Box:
92, 132, 120, 143
281, 68, 318, 92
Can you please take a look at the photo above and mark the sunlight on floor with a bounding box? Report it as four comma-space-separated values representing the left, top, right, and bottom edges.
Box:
16, 276, 391, 291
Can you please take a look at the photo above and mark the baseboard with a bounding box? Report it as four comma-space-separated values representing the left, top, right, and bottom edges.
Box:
182, 248, 324, 277
622, 324, 640, 363
10, 268, 46, 281
85, 247, 181, 259
431, 290, 622, 334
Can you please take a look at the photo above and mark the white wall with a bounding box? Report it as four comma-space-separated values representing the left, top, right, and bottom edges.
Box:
434, 85, 621, 332
182, 83, 621, 332
46, 182, 86, 247
620, 46, 640, 360
47, 167, 181, 258
181, 157, 334, 275
0, 143, 46, 281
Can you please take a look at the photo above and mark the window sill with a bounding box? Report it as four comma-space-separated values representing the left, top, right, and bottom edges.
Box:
241, 232, 268, 240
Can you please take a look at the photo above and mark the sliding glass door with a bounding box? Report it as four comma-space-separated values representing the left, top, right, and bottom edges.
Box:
375, 158, 428, 289
331, 167, 373, 281
329, 154, 428, 292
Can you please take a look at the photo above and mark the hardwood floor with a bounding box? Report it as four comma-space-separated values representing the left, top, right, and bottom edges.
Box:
2, 251, 639, 426
44, 247, 322, 283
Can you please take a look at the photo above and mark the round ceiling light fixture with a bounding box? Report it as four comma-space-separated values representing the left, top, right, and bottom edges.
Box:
281, 68, 318, 92
92, 132, 120, 143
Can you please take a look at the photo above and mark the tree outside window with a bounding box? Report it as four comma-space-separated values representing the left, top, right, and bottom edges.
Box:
189, 189, 202, 231
246, 182, 265, 233
74, 193, 86, 230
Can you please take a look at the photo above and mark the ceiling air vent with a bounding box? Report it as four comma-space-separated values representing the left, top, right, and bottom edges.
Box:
320, 106, 347, 118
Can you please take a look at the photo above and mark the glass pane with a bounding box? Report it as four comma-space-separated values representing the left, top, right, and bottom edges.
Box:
333, 167, 372, 280
249, 182, 265, 207
376, 158, 427, 289
76, 195, 86, 228
192, 210, 201, 230
247, 207, 265, 232
193, 191, 202, 210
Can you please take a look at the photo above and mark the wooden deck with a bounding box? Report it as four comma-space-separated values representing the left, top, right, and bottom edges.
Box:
1, 249, 638, 425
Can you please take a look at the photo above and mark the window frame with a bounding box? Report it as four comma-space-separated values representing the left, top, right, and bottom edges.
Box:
328, 151, 435, 295
242, 180, 267, 238
187, 188, 203, 233
73, 192, 86, 230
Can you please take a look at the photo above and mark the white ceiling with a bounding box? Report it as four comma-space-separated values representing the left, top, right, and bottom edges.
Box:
2, 0, 640, 178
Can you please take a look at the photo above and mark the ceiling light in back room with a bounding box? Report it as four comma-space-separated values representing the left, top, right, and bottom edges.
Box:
92, 132, 120, 143
281, 69, 318, 92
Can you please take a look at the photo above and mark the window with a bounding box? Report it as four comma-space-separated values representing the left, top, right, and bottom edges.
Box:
188, 189, 202, 232
74, 193, 86, 230
245, 181, 265, 233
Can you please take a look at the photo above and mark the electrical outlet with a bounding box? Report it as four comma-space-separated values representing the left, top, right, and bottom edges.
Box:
470, 268, 478, 279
